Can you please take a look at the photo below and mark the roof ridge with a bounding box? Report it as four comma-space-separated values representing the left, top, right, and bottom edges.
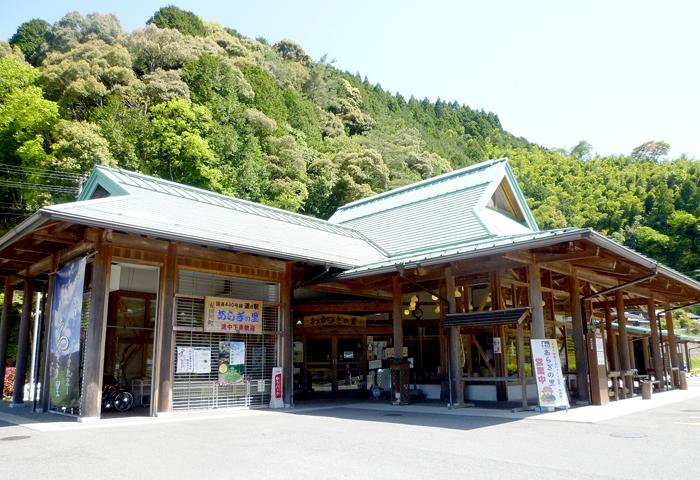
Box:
334, 157, 508, 212
93, 166, 368, 239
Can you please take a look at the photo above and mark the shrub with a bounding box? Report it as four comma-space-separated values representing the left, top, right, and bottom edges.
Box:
3, 367, 15, 399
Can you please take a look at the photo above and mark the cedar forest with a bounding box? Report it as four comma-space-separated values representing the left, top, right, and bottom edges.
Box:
1, 6, 699, 288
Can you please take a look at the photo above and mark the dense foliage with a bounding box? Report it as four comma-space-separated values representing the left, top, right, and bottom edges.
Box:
1, 8, 698, 280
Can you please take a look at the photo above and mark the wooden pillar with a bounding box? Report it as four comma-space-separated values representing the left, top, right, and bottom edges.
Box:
569, 270, 589, 402
604, 306, 617, 371
445, 266, 464, 406
392, 275, 403, 359
156, 243, 177, 414
491, 271, 507, 401
40, 266, 56, 412
685, 343, 692, 371
438, 284, 448, 376
528, 263, 545, 339
0, 278, 15, 393
664, 303, 680, 386
280, 263, 294, 406
616, 290, 632, 396
11, 280, 33, 405
79, 243, 113, 419
517, 320, 527, 409
642, 338, 650, 373
647, 298, 662, 382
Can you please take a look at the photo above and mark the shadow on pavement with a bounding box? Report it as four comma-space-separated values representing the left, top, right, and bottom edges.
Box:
284, 399, 522, 431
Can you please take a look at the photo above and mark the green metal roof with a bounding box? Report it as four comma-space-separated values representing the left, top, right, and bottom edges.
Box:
329, 158, 539, 255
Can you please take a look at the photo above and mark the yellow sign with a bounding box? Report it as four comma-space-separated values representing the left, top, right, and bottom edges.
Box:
302, 314, 366, 328
205, 296, 263, 334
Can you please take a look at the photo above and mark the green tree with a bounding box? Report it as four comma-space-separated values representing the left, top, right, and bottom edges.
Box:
146, 98, 221, 189
631, 140, 670, 162
9, 19, 51, 65
41, 40, 136, 116
147, 6, 207, 37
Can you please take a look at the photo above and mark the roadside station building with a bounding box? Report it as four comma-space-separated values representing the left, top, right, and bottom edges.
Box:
0, 158, 698, 420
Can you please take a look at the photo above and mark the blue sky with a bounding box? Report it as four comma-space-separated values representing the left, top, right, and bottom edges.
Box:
2, 0, 698, 158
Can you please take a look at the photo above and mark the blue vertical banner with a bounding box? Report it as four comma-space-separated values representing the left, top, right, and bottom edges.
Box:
49, 257, 87, 412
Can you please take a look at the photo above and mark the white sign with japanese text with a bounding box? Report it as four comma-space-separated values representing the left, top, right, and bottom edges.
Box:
530, 339, 570, 409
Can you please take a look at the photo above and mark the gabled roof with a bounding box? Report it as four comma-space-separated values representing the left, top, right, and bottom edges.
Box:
328, 158, 539, 256
44, 166, 389, 268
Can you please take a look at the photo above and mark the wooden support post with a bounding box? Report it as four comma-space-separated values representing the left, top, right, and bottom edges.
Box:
156, 243, 177, 414
0, 278, 15, 393
40, 262, 56, 412
79, 243, 112, 419
491, 272, 507, 401
392, 275, 403, 359
616, 290, 632, 396
517, 320, 527, 409
280, 263, 294, 407
604, 306, 617, 371
569, 270, 589, 403
445, 267, 464, 406
642, 338, 650, 373
528, 263, 545, 339
438, 284, 448, 376
685, 343, 692, 371
11, 280, 33, 405
664, 303, 680, 386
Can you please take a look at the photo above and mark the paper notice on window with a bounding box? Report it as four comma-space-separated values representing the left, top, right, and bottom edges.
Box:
193, 347, 212, 373
177, 347, 194, 373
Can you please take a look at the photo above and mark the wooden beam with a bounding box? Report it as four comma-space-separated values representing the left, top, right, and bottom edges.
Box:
79, 242, 112, 419
305, 282, 392, 299
293, 301, 392, 315
176, 243, 286, 271
30, 231, 81, 244
17, 240, 95, 281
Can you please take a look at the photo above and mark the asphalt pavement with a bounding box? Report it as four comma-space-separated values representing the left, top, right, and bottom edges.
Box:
1, 389, 699, 480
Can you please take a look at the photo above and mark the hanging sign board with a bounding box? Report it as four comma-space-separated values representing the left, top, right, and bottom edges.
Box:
204, 296, 263, 334
530, 339, 570, 409
49, 257, 86, 412
302, 314, 366, 328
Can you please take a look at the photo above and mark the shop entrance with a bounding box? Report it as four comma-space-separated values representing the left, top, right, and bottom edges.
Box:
305, 336, 364, 397
102, 263, 159, 416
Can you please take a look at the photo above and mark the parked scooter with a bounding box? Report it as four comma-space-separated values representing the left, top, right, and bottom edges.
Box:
102, 375, 135, 412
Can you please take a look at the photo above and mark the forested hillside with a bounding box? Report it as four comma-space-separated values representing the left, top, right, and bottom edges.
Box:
1, 7, 698, 279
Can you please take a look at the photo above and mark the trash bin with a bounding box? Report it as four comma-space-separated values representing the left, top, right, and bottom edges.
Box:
390, 358, 410, 405
641, 381, 653, 400
679, 371, 688, 390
